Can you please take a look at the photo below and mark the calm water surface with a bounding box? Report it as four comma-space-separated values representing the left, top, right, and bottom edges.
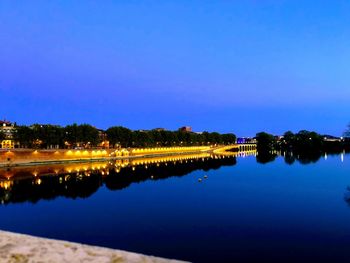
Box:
0, 152, 349, 262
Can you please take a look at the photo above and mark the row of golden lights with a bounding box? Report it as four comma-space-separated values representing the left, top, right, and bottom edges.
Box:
0, 151, 244, 188
2, 146, 212, 158
1, 148, 257, 179
2, 145, 256, 161
1, 149, 218, 180
130, 146, 210, 154
0, 146, 256, 182
2, 149, 110, 156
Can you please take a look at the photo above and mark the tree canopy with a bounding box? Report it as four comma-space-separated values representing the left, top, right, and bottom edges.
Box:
0, 130, 5, 141
8, 124, 236, 149
255, 132, 276, 151
106, 127, 236, 148
14, 124, 100, 149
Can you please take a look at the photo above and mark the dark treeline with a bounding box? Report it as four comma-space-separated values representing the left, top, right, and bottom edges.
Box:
256, 130, 350, 154
12, 124, 236, 149
0, 156, 236, 204
255, 128, 350, 165
105, 126, 236, 148
0, 131, 5, 140
15, 124, 100, 149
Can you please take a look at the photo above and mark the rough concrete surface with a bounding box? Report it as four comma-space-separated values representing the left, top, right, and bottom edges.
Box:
0, 230, 188, 263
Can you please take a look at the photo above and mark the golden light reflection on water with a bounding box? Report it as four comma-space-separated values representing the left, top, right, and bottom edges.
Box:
0, 150, 256, 190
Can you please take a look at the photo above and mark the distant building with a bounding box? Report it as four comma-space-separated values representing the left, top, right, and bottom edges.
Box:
323, 135, 342, 142
237, 137, 256, 144
275, 135, 284, 141
179, 126, 192, 132
153, 128, 166, 132
0, 120, 17, 149
97, 129, 109, 149
138, 128, 166, 132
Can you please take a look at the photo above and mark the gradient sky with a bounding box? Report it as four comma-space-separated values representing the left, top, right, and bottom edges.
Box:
1, 1, 350, 136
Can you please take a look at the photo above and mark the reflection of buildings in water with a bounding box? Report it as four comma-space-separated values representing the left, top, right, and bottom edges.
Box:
0, 152, 246, 204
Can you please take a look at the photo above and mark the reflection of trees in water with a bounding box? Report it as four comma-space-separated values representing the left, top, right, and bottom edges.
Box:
0, 157, 236, 205
286, 151, 322, 165
284, 150, 347, 165
295, 151, 321, 164
105, 157, 236, 190
258, 150, 345, 165
0, 173, 102, 204
256, 151, 277, 164
284, 152, 295, 165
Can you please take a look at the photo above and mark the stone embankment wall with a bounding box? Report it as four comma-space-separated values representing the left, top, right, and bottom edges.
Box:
0, 149, 114, 166
0, 146, 214, 167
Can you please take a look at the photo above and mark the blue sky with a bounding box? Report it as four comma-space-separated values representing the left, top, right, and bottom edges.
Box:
1, 1, 349, 136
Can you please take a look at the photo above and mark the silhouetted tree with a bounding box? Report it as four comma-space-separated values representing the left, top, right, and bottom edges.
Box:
256, 132, 276, 151
293, 130, 323, 152
64, 124, 99, 147
132, 131, 152, 147
106, 126, 132, 148
281, 131, 295, 150
14, 126, 35, 148
30, 124, 64, 148
0, 131, 5, 140
12, 122, 237, 149
221, 133, 236, 145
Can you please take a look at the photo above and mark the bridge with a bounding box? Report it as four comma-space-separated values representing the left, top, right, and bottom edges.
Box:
111, 144, 257, 158
212, 143, 257, 154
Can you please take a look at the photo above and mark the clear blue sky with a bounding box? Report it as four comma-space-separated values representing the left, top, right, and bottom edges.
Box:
1, 1, 349, 136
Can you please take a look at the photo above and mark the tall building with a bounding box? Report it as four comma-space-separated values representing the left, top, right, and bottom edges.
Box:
179, 126, 192, 132
97, 129, 110, 149
0, 120, 17, 149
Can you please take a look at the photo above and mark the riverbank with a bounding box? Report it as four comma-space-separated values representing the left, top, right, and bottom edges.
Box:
0, 145, 256, 168
0, 147, 212, 168
0, 147, 208, 168
0, 230, 187, 263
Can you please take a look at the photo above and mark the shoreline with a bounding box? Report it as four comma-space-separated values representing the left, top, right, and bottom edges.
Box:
0, 149, 216, 168
0, 145, 256, 168
0, 230, 188, 263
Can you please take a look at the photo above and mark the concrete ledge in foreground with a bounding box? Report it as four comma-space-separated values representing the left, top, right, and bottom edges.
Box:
0, 230, 189, 263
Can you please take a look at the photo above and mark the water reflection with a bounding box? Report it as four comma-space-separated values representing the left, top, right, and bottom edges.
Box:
344, 187, 350, 206
1, 150, 350, 262
256, 151, 278, 164
284, 152, 295, 165
257, 150, 347, 165
1, 149, 346, 206
0, 152, 253, 205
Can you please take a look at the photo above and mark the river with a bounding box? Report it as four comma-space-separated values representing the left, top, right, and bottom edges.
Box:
0, 151, 349, 262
